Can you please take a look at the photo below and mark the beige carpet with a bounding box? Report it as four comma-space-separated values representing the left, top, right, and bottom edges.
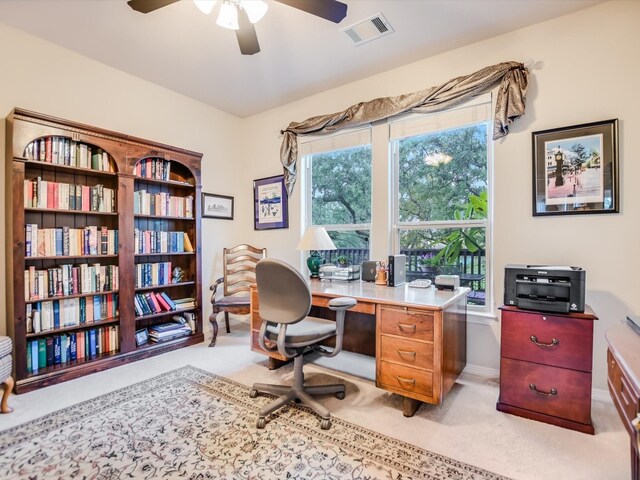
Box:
0, 318, 629, 479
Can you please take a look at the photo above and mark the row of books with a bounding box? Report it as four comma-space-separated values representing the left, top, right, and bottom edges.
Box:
134, 157, 173, 181
24, 177, 116, 213
134, 229, 193, 255
25, 263, 119, 301
27, 293, 119, 333
134, 292, 195, 317
133, 190, 193, 218
24, 137, 115, 172
135, 261, 174, 288
25, 225, 118, 257
26, 325, 120, 374
148, 320, 192, 343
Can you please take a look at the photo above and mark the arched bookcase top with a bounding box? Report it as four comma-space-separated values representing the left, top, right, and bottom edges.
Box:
24, 135, 118, 173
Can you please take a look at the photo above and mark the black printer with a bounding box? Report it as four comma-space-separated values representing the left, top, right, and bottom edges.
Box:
504, 264, 586, 313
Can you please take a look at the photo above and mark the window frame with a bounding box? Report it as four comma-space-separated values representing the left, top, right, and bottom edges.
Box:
301, 128, 373, 260
389, 100, 493, 313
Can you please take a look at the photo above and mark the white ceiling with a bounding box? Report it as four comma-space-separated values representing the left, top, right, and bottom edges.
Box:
0, 0, 603, 118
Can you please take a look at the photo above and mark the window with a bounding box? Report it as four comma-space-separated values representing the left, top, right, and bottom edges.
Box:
301, 129, 372, 265
390, 99, 492, 307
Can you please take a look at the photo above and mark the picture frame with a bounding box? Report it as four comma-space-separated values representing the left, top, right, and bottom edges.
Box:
202, 193, 234, 220
135, 328, 149, 347
253, 175, 289, 230
532, 119, 619, 216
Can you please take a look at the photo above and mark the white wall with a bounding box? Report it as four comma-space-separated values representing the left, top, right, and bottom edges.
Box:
2, 1, 638, 393
0, 22, 244, 337
240, 0, 640, 392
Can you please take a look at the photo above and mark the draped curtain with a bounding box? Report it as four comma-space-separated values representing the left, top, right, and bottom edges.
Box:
280, 61, 529, 194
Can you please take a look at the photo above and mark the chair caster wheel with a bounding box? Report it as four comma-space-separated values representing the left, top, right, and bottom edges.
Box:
249, 389, 258, 399
320, 418, 331, 430
335, 391, 345, 400
256, 417, 266, 429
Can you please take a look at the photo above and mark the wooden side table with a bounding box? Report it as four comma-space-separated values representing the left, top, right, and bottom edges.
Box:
497, 305, 597, 434
606, 324, 640, 480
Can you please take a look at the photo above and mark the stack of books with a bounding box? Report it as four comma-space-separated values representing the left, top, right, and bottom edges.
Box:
174, 297, 196, 310
148, 321, 192, 343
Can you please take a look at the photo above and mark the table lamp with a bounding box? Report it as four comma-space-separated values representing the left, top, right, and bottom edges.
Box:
296, 226, 337, 278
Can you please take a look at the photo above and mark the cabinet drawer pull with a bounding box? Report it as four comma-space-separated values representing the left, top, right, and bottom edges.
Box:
396, 376, 416, 386
530, 335, 559, 348
529, 383, 557, 397
397, 323, 416, 332
397, 349, 417, 358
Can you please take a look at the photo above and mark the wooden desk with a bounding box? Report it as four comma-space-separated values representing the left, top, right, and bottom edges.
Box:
250, 280, 469, 416
606, 324, 640, 480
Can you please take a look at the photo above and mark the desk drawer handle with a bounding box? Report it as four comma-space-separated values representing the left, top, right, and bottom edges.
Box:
529, 383, 557, 397
396, 375, 416, 386
397, 349, 417, 359
530, 335, 559, 348
397, 323, 417, 333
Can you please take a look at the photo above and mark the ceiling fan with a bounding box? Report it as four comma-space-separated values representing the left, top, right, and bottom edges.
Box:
127, 0, 348, 55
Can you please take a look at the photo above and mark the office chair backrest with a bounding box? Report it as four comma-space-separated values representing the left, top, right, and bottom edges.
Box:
256, 259, 312, 324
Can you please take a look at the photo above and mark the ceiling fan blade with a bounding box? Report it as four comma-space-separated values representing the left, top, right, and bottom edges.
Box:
236, 7, 260, 55
127, 0, 180, 14
274, 0, 347, 23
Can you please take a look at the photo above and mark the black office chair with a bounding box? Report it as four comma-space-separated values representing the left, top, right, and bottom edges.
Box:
250, 258, 357, 430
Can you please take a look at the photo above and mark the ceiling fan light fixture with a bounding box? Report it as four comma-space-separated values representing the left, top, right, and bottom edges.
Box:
193, 0, 217, 15
241, 0, 268, 24
217, 1, 239, 30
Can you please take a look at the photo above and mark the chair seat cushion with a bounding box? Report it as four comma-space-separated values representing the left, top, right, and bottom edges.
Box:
0, 336, 11, 359
214, 295, 250, 307
265, 316, 336, 347
0, 354, 11, 383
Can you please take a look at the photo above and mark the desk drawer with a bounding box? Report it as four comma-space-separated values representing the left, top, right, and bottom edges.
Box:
501, 310, 593, 371
379, 360, 433, 397
380, 307, 434, 341
499, 357, 591, 424
380, 335, 432, 369
608, 349, 640, 434
312, 295, 375, 315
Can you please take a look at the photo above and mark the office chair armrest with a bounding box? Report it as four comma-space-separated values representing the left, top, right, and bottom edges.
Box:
328, 297, 357, 311
316, 297, 357, 358
209, 277, 224, 302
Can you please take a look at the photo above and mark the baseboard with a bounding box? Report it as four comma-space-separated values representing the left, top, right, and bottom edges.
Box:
462, 363, 612, 404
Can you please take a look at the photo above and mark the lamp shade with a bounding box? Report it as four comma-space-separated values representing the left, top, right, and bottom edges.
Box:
296, 226, 337, 251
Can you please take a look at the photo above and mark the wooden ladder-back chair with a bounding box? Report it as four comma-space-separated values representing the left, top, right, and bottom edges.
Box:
209, 244, 267, 346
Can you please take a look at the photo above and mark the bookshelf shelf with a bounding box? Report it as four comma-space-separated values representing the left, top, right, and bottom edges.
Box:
6, 108, 203, 393
25, 207, 118, 216
136, 333, 201, 352
26, 317, 120, 338
135, 281, 195, 292
25, 289, 119, 304
135, 252, 195, 257
25, 254, 119, 261
24, 350, 121, 379
134, 307, 196, 322
19, 159, 118, 177
134, 214, 194, 221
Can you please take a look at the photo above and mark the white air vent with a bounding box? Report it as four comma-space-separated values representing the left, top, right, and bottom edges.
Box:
341, 13, 394, 46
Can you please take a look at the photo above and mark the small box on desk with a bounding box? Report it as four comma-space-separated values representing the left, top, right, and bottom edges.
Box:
319, 264, 360, 282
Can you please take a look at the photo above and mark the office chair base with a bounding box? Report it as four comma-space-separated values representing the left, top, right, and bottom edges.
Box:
251, 354, 346, 430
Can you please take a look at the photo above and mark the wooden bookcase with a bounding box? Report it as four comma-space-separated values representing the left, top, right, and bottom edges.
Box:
5, 108, 204, 393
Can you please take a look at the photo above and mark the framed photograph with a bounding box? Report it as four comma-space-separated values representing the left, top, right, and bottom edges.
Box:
253, 175, 289, 230
532, 119, 619, 216
135, 328, 149, 347
202, 193, 234, 220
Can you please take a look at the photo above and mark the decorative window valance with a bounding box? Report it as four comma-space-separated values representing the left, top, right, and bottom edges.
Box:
280, 61, 529, 194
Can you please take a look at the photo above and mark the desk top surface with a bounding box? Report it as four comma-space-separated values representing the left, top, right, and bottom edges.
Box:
308, 279, 470, 310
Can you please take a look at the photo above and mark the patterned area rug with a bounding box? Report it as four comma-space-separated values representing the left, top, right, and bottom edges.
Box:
0, 366, 510, 479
